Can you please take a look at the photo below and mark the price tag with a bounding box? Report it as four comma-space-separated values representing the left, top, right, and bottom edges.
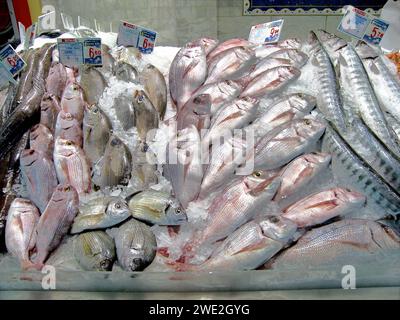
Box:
57, 38, 83, 67
338, 6, 390, 47
0, 45, 26, 77
37, 11, 57, 36
249, 19, 284, 44
82, 38, 102, 66
0, 61, 17, 86
117, 21, 157, 54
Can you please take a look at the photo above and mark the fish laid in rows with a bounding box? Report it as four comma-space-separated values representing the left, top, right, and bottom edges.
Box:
108, 219, 157, 271
5, 198, 40, 270
132, 90, 159, 142
80, 66, 107, 105
55, 111, 83, 147
274, 153, 332, 201
30, 123, 54, 158
322, 125, 400, 218
71, 196, 130, 234
176, 94, 211, 131
207, 38, 251, 62
282, 187, 366, 228
203, 97, 259, 147
138, 64, 167, 120
128, 190, 187, 225
0, 44, 54, 161
20, 149, 58, 213
40, 93, 60, 133
165, 126, 203, 209
54, 138, 91, 197
181, 172, 281, 264
46, 62, 67, 100
268, 219, 400, 269
240, 66, 301, 98
60, 82, 85, 122
169, 43, 207, 111
92, 135, 132, 188
355, 41, 400, 124
73, 231, 116, 271
32, 184, 79, 268
251, 117, 326, 170
83, 103, 112, 167
205, 46, 256, 84
114, 61, 138, 83
308, 31, 346, 132
193, 80, 242, 115
247, 93, 316, 139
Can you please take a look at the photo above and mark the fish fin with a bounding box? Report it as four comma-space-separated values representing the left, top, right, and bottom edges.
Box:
311, 56, 319, 67
304, 199, 339, 211
183, 60, 200, 79
369, 61, 380, 75
21, 259, 37, 271
338, 53, 348, 67
232, 239, 270, 255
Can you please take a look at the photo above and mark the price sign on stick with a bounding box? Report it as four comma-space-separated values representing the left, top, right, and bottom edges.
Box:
118, 21, 157, 54
57, 38, 83, 67
82, 38, 103, 66
0, 45, 26, 77
249, 19, 284, 44
363, 18, 389, 46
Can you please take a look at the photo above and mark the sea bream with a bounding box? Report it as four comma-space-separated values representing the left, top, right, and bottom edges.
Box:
207, 38, 251, 62
29, 123, 54, 158
191, 37, 219, 56
45, 62, 67, 100
176, 94, 212, 131
55, 111, 83, 147
255, 38, 302, 58
132, 90, 159, 142
60, 82, 85, 122
80, 66, 107, 105
40, 93, 60, 133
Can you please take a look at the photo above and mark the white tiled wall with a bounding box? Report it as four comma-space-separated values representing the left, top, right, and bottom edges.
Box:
42, 0, 351, 45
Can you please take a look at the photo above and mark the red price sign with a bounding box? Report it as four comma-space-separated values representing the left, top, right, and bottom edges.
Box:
370, 26, 384, 39
7, 55, 18, 67
88, 47, 101, 58
270, 27, 279, 37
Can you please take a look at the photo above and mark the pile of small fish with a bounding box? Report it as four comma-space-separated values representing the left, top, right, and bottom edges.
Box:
0, 29, 399, 275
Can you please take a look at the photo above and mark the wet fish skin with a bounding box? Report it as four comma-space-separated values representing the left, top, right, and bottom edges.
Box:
139, 64, 167, 120
241, 66, 301, 98
14, 49, 37, 106
282, 187, 366, 228
165, 126, 203, 209
385, 112, 400, 141
92, 135, 132, 188
114, 61, 138, 83
83, 103, 111, 167
32, 184, 79, 268
206, 46, 256, 84
322, 125, 400, 218
113, 94, 135, 131
80, 67, 107, 105
191, 37, 219, 55
207, 38, 251, 62
53, 138, 91, 197
20, 149, 58, 213
248, 93, 316, 138
40, 93, 60, 133
169, 43, 207, 111
99, 44, 115, 75
71, 196, 130, 234
55, 111, 83, 147
60, 82, 85, 122
255, 38, 302, 59
268, 219, 400, 269
128, 190, 187, 225
316, 29, 348, 64
203, 96, 259, 146
275, 152, 332, 201
193, 80, 243, 115
5, 198, 40, 270
73, 231, 116, 271
46, 62, 67, 100
195, 215, 297, 271
176, 94, 211, 131
1, 84, 18, 123
252, 117, 326, 170
266, 49, 308, 68
132, 90, 159, 142
108, 219, 157, 272
308, 31, 347, 132
30, 123, 54, 158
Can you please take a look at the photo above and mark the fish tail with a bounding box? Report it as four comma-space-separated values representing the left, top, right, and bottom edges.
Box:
21, 259, 40, 271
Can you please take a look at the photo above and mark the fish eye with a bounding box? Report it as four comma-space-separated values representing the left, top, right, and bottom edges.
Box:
137, 94, 144, 103
193, 97, 202, 104
304, 119, 312, 126
100, 260, 110, 269
176, 208, 182, 214
115, 203, 121, 209
64, 186, 71, 192
66, 141, 73, 146
252, 171, 262, 178
268, 216, 280, 223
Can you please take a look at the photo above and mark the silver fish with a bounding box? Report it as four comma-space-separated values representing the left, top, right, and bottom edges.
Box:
316, 29, 348, 64
205, 46, 256, 84
241, 66, 301, 98
92, 135, 132, 188
80, 67, 107, 105
5, 198, 40, 270
108, 219, 157, 271
114, 61, 138, 83
30, 123, 54, 158
128, 190, 187, 225
138, 64, 167, 120
255, 38, 302, 58
132, 90, 159, 142
113, 93, 135, 131
83, 103, 112, 167
266, 49, 309, 68
282, 187, 366, 228
165, 126, 203, 209
385, 112, 400, 141
193, 80, 242, 115
176, 94, 211, 131
251, 117, 326, 170
20, 149, 58, 213
32, 184, 79, 268
54, 138, 91, 197
131, 141, 158, 190
73, 231, 116, 271
71, 196, 130, 234
55, 111, 83, 147
322, 126, 400, 218
169, 43, 207, 110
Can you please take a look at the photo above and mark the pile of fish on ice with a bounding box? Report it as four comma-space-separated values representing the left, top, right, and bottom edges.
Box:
0, 28, 399, 274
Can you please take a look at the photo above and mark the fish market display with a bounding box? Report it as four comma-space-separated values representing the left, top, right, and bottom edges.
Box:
1, 27, 400, 278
